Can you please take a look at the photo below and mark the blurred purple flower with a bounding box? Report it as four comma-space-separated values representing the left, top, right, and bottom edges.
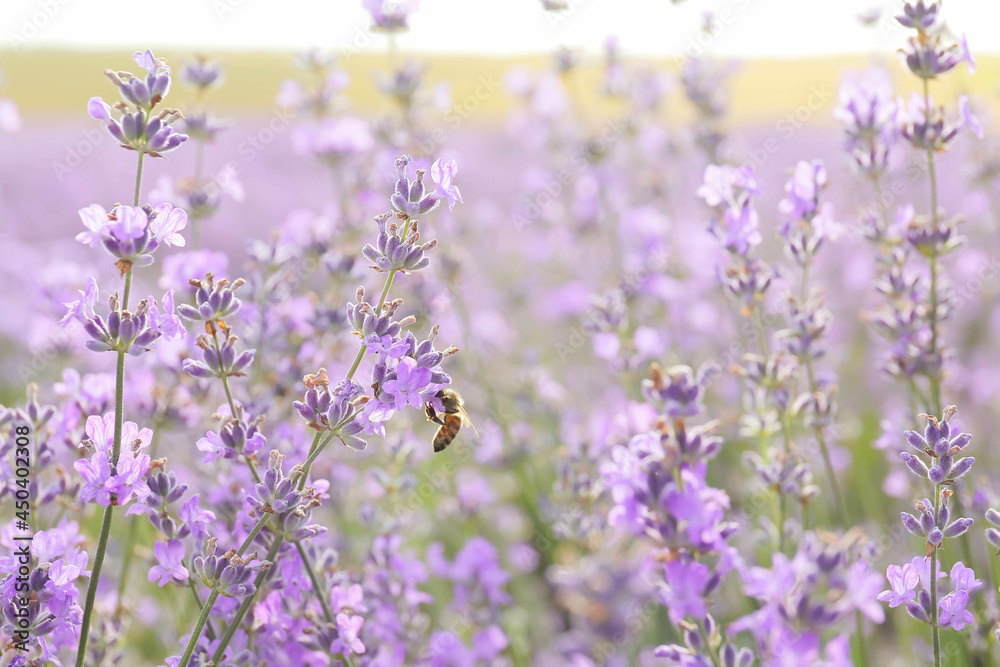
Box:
876, 563, 918, 608
331, 613, 366, 655
430, 158, 463, 211
364, 0, 419, 31
661, 559, 709, 624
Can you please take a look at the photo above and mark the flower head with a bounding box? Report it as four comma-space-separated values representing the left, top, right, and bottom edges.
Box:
331, 613, 366, 655
75, 203, 188, 269
363, 0, 419, 32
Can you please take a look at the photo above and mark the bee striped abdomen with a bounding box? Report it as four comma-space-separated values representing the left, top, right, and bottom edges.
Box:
433, 414, 464, 452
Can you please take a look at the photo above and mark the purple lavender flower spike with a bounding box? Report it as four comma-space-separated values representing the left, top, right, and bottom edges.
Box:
89, 50, 188, 157
180, 57, 224, 91
362, 212, 438, 274
330, 613, 366, 656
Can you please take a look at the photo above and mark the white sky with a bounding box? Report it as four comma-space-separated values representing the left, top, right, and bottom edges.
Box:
0, 0, 997, 58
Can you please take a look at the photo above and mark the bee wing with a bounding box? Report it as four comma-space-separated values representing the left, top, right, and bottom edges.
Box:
457, 405, 479, 438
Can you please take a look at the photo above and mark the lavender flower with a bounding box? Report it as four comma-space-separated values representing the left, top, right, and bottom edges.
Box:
176, 274, 245, 322
148, 539, 190, 586
75, 203, 188, 269
183, 330, 255, 379
73, 416, 153, 508
293, 369, 368, 450
88, 100, 187, 157
364, 0, 419, 32
62, 285, 185, 356
192, 538, 270, 598
390, 155, 463, 217
195, 414, 266, 463
362, 212, 438, 274
834, 69, 897, 175
897, 12, 974, 80
89, 50, 188, 156
881, 407, 978, 643
640, 362, 717, 418
180, 57, 224, 91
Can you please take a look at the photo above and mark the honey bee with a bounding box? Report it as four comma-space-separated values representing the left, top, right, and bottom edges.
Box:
425, 388, 478, 452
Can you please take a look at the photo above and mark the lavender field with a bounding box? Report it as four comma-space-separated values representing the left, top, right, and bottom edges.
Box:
2, 1, 1000, 665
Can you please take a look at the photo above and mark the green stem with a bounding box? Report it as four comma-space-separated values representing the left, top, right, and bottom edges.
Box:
777, 490, 786, 554
922, 77, 942, 417
186, 563, 217, 641
133, 151, 146, 207
928, 252, 941, 413
192, 140, 205, 248
806, 364, 846, 523
211, 535, 283, 664
295, 433, 337, 486
75, 505, 114, 667
854, 610, 870, 667
990, 552, 1000, 609
178, 590, 219, 667
237, 514, 270, 555
989, 553, 1000, 661
177, 514, 270, 667
870, 173, 890, 233
212, 328, 238, 416
344, 345, 367, 384
296, 432, 323, 492
294, 541, 335, 624
122, 270, 134, 315
798, 253, 845, 524
109, 357, 128, 464
76, 145, 146, 665
698, 621, 722, 667
751, 305, 769, 357
113, 515, 140, 618
923, 78, 942, 666
931, 484, 942, 667
344, 217, 411, 380
246, 457, 262, 485
75, 345, 127, 667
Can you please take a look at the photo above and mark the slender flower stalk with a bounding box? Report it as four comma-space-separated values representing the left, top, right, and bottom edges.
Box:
75, 148, 145, 667
210, 534, 283, 664
74, 49, 188, 667
923, 76, 941, 418
177, 513, 270, 667
885, 7, 977, 660
878, 407, 977, 667
776, 159, 845, 523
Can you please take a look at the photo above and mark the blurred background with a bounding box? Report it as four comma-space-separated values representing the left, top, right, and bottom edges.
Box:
1, 0, 995, 253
